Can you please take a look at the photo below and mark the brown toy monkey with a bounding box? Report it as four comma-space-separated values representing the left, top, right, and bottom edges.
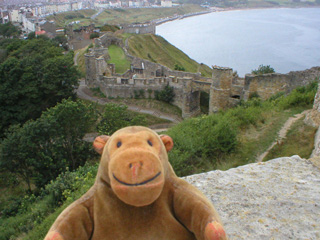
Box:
45, 126, 227, 240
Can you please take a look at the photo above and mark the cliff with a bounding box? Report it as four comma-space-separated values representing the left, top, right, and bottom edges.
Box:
184, 155, 320, 239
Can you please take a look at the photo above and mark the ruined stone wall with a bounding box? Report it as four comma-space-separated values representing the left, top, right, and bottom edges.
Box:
93, 76, 188, 113
130, 57, 202, 80
305, 81, 320, 128
242, 67, 320, 100
96, 33, 124, 48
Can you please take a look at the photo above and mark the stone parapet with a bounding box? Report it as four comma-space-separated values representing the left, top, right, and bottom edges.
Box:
184, 155, 320, 239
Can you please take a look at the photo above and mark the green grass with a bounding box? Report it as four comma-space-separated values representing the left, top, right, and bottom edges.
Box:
46, 10, 97, 28
74, 46, 89, 76
107, 44, 131, 74
46, 5, 206, 28
216, 108, 304, 171
262, 118, 317, 161
128, 34, 212, 77
97, 5, 206, 25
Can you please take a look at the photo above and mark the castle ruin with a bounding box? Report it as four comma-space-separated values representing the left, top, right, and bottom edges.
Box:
85, 33, 320, 118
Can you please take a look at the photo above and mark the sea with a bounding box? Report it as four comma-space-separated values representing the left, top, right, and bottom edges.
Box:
156, 8, 320, 77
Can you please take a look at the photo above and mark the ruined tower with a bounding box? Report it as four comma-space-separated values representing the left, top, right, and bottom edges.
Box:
209, 66, 233, 113
85, 45, 110, 87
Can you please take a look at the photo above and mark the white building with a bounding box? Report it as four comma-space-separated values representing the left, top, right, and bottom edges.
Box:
94, 2, 110, 8
109, 0, 122, 8
22, 15, 36, 33
161, 0, 172, 7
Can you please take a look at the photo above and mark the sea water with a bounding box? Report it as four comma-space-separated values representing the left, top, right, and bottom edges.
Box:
156, 8, 320, 77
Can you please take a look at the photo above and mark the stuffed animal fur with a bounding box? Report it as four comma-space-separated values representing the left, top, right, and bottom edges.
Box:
45, 126, 227, 240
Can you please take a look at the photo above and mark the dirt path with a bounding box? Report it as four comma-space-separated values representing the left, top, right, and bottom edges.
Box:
256, 110, 311, 162
77, 80, 182, 124
74, 51, 80, 66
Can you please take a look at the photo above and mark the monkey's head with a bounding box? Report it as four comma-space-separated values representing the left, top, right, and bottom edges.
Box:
93, 126, 174, 207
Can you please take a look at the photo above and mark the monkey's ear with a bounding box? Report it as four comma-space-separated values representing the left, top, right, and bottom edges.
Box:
93, 135, 110, 155
160, 135, 174, 152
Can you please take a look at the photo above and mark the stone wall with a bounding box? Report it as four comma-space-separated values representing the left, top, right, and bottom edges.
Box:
121, 23, 155, 35
242, 67, 320, 100
95, 32, 124, 48
305, 82, 320, 128
184, 155, 320, 239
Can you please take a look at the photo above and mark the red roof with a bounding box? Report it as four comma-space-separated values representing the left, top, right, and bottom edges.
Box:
36, 30, 46, 35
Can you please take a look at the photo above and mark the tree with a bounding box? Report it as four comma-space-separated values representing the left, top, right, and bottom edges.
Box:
27, 31, 36, 39
53, 35, 68, 50
97, 103, 146, 135
251, 64, 275, 75
0, 38, 80, 137
0, 99, 97, 190
0, 22, 21, 38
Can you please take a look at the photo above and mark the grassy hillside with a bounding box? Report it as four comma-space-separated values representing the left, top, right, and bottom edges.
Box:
128, 34, 212, 77
46, 5, 206, 28
97, 5, 205, 25
75, 33, 212, 77
46, 9, 97, 28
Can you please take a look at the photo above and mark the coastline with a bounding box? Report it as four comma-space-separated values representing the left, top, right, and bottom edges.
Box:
155, 7, 320, 77
154, 4, 320, 26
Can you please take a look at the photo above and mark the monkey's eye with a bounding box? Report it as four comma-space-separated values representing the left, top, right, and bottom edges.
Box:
117, 141, 122, 148
147, 140, 153, 146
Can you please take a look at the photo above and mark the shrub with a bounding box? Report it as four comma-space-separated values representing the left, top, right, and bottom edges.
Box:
134, 89, 145, 99
275, 81, 318, 109
155, 84, 175, 103
174, 64, 185, 71
90, 32, 99, 39
97, 103, 146, 135
251, 64, 275, 75
0, 162, 98, 240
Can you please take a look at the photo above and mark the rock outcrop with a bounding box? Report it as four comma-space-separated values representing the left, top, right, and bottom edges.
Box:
184, 156, 320, 240
305, 82, 320, 127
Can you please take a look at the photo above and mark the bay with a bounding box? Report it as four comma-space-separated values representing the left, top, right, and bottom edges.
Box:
156, 8, 320, 77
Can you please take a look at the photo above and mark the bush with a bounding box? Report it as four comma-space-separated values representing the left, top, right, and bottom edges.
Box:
174, 64, 185, 71
134, 89, 145, 99
167, 114, 238, 175
0, 162, 98, 240
251, 64, 275, 75
275, 81, 318, 109
155, 84, 175, 103
97, 103, 146, 135
90, 32, 99, 39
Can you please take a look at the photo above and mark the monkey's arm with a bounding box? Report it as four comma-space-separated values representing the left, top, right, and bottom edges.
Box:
44, 201, 93, 240
172, 178, 227, 240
